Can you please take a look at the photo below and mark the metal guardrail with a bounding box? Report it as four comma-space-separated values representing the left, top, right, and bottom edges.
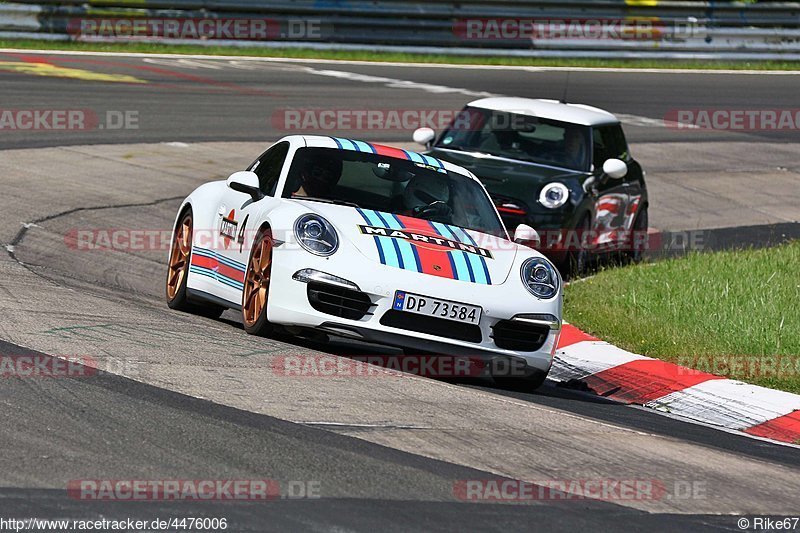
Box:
1, 0, 800, 59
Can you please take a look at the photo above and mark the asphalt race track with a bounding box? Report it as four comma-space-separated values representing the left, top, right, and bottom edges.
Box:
0, 50, 799, 531
2, 51, 800, 149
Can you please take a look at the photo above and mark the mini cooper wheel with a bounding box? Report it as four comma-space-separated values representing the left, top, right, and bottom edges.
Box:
242, 229, 275, 336
567, 215, 592, 276
166, 209, 224, 318
626, 205, 648, 264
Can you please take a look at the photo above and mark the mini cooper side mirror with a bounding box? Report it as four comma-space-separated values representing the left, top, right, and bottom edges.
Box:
602, 158, 628, 180
413, 127, 435, 148
227, 171, 262, 200
513, 224, 541, 248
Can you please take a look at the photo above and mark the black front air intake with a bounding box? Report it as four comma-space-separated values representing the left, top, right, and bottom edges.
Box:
491, 320, 549, 351
307, 282, 375, 321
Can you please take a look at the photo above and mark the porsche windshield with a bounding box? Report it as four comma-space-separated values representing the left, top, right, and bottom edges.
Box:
283, 147, 506, 237
434, 106, 592, 172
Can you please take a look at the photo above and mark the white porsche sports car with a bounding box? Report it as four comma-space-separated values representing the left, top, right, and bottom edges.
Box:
166, 135, 562, 388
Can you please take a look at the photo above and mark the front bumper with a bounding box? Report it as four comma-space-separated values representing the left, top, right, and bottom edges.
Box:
266, 246, 562, 374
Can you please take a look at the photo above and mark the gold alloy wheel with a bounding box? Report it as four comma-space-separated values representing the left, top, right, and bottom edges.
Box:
243, 232, 273, 327
166, 213, 192, 301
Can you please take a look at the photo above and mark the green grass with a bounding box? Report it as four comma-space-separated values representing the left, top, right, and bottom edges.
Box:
565, 242, 800, 393
1, 39, 800, 70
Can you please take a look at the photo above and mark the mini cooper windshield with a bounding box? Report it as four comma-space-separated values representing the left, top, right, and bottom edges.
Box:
434, 106, 592, 172
283, 147, 507, 237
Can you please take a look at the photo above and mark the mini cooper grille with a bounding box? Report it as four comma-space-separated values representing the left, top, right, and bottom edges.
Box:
380, 310, 482, 343
491, 320, 549, 352
307, 282, 375, 321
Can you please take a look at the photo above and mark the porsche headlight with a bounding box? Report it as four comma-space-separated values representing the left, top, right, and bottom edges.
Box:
294, 214, 338, 256
520, 257, 560, 299
538, 182, 569, 209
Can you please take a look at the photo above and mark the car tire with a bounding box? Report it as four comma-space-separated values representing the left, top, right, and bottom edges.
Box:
567, 215, 592, 276
166, 209, 225, 319
493, 369, 549, 392
627, 205, 648, 264
242, 228, 275, 336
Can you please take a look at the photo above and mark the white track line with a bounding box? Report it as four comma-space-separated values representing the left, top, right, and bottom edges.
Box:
1, 47, 799, 75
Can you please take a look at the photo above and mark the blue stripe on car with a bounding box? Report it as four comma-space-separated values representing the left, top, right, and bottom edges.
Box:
192, 247, 246, 272
385, 213, 423, 273
189, 265, 244, 291
357, 208, 398, 268
448, 226, 491, 285
352, 140, 375, 153
431, 222, 474, 283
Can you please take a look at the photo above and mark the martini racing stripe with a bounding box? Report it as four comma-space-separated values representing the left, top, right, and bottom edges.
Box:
422, 154, 444, 169
449, 226, 492, 285
377, 212, 423, 273
332, 136, 375, 154
404, 150, 425, 164
357, 208, 492, 285
352, 139, 375, 153
356, 208, 402, 270
374, 211, 407, 270
190, 265, 244, 291
372, 144, 408, 160
332, 137, 355, 151
431, 222, 491, 285
330, 136, 446, 172
189, 247, 245, 290
192, 247, 246, 273
394, 215, 455, 280
430, 221, 473, 283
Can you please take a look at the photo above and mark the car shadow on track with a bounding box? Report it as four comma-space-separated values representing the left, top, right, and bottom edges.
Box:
217, 311, 614, 402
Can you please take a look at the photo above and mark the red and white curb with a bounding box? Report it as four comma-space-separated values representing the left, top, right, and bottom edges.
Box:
551, 325, 800, 445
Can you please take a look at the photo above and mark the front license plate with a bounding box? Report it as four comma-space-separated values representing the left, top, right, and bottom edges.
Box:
393, 291, 482, 325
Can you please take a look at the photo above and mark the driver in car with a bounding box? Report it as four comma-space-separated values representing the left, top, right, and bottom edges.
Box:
403, 175, 453, 222
562, 128, 587, 170
292, 154, 343, 198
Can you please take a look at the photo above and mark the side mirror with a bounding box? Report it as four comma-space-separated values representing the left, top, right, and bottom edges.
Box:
227, 171, 262, 200
602, 158, 628, 180
413, 127, 435, 148
513, 223, 541, 248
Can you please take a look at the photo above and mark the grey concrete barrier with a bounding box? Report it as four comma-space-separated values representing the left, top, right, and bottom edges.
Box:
1, 0, 799, 59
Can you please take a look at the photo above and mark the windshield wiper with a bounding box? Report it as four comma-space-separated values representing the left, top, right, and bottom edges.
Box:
291, 196, 360, 208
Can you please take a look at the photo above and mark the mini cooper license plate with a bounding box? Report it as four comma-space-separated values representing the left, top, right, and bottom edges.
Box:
393, 291, 482, 325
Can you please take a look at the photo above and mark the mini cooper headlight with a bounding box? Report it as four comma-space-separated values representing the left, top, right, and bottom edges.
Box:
539, 182, 569, 209
294, 214, 339, 256
520, 257, 560, 299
